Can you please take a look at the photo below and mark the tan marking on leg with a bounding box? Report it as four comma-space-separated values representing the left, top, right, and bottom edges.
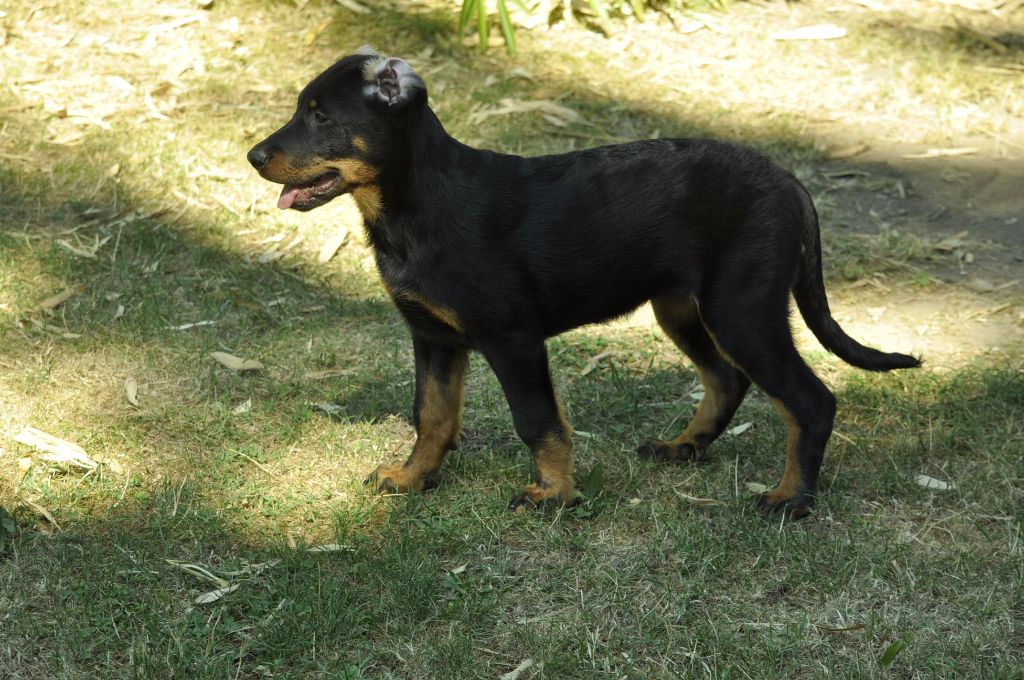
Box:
649, 296, 734, 455
517, 432, 575, 508
672, 365, 724, 444
516, 408, 575, 509
351, 136, 369, 154
765, 397, 803, 504
368, 354, 467, 493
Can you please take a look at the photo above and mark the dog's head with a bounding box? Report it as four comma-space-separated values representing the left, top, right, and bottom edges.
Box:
246, 47, 426, 213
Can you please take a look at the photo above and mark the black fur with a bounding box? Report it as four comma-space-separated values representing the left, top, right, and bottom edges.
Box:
248, 52, 920, 516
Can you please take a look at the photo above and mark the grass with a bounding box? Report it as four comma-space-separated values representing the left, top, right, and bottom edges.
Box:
1, 0, 1022, 678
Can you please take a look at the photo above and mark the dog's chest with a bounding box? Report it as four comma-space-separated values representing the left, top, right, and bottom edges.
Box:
375, 249, 467, 341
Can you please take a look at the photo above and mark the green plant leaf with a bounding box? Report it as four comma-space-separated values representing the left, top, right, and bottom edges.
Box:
879, 639, 908, 667
583, 462, 605, 500
476, 0, 489, 53
459, 0, 480, 34
497, 0, 517, 55
585, 0, 613, 34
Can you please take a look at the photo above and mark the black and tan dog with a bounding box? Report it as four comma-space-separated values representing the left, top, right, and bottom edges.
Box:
247, 48, 920, 517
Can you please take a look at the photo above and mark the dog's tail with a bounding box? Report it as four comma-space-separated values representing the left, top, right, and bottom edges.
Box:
792, 188, 921, 372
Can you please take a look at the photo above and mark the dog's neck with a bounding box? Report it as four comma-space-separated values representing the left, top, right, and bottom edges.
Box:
364, 107, 465, 253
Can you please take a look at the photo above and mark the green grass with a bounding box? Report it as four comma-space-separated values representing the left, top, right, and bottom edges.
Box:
1, 0, 1023, 678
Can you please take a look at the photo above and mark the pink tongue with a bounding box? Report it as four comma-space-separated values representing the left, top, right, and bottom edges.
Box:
278, 186, 302, 210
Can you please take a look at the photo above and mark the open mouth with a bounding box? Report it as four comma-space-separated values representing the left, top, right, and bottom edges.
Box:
277, 171, 342, 211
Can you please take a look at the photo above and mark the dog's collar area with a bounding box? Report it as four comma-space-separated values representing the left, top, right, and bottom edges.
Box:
277, 171, 341, 210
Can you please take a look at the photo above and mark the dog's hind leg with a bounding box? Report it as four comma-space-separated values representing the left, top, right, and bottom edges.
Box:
365, 336, 468, 493
699, 284, 836, 519
482, 342, 576, 510
638, 294, 751, 463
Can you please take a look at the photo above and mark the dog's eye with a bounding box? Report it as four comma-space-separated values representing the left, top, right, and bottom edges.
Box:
312, 109, 329, 124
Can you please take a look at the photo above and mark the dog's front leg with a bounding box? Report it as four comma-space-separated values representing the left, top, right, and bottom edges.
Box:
365, 337, 468, 494
482, 342, 577, 511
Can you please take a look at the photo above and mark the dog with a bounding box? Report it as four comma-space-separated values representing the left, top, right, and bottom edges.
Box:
247, 48, 920, 517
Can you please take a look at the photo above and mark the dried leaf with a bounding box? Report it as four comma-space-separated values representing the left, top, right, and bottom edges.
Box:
38, 287, 77, 310
194, 584, 238, 604
304, 16, 332, 46
727, 421, 753, 436
471, 98, 583, 125
916, 474, 956, 491
305, 368, 354, 380
745, 481, 771, 494
24, 499, 61, 530
12, 427, 97, 469
336, 0, 371, 13
450, 564, 468, 575
231, 398, 252, 415
124, 378, 139, 406
580, 350, 617, 376
314, 402, 342, 415
675, 491, 726, 506
828, 143, 870, 159
307, 543, 352, 553
500, 659, 535, 680
210, 351, 263, 371
166, 560, 229, 586
965, 277, 994, 293
816, 623, 866, 634
55, 240, 99, 259
772, 24, 847, 40
168, 320, 216, 330
218, 559, 281, 577
903, 147, 978, 159
318, 228, 349, 263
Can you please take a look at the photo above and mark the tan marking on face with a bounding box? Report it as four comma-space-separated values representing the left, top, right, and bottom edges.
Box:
352, 136, 369, 154
308, 99, 317, 109
260, 156, 340, 185
337, 158, 378, 184
260, 155, 381, 214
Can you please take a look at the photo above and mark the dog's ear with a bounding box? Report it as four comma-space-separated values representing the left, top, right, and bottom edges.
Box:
363, 56, 426, 113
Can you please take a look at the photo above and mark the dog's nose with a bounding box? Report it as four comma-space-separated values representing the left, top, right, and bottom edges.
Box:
247, 145, 269, 170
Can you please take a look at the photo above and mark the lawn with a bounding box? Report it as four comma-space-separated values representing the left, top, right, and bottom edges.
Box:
1, 0, 1022, 678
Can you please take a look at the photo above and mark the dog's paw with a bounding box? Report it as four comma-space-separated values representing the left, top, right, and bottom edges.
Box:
636, 439, 705, 463
756, 489, 815, 520
364, 462, 438, 494
508, 482, 577, 513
